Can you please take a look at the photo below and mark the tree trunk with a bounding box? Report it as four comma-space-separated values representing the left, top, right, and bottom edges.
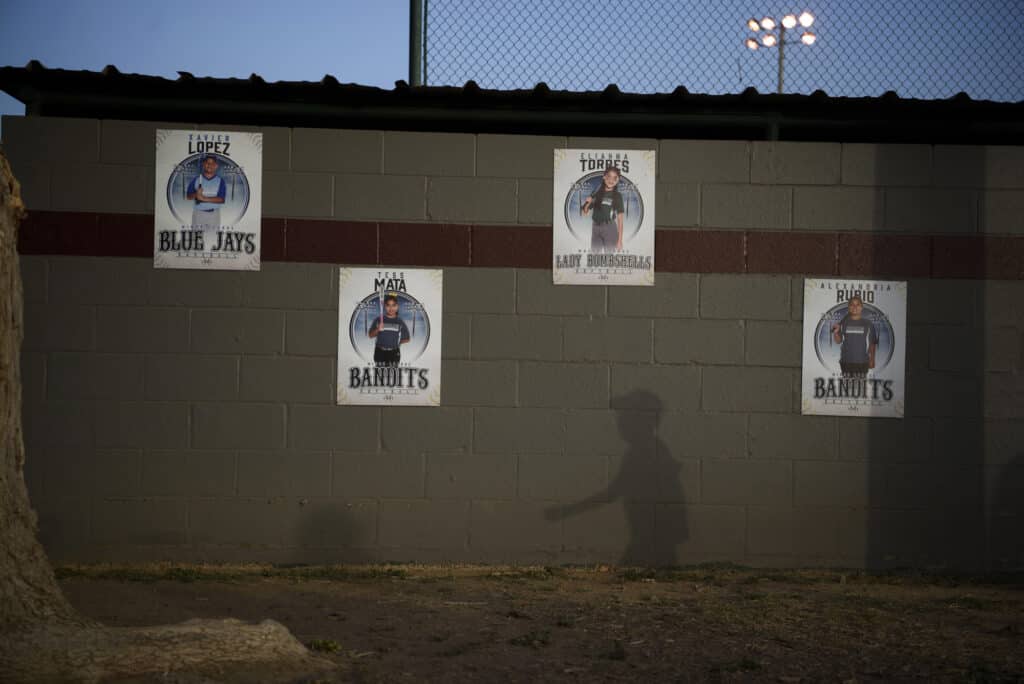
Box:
0, 148, 83, 629
0, 149, 337, 682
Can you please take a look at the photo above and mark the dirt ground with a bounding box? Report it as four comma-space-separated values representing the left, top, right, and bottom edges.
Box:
57, 563, 1023, 683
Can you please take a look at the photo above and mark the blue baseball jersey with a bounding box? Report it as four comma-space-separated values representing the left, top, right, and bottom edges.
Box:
375, 315, 410, 349
187, 173, 226, 211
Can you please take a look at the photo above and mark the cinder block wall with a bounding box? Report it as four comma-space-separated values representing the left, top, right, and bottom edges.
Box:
4, 116, 1023, 569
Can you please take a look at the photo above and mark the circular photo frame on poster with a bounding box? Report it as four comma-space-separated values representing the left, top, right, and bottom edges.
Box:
165, 152, 251, 227
562, 170, 645, 244
812, 301, 896, 373
348, 290, 432, 365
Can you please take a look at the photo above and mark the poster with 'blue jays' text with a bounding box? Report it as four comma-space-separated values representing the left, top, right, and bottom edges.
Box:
802, 278, 907, 418
337, 267, 443, 406
154, 129, 262, 270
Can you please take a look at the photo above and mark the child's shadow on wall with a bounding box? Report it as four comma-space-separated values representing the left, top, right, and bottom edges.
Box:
545, 390, 688, 566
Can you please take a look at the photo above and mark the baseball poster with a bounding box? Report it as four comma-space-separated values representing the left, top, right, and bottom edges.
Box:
801, 278, 907, 418
154, 129, 262, 270
552, 149, 655, 286
337, 267, 443, 406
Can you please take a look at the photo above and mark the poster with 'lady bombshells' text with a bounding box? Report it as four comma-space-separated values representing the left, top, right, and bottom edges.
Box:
552, 148, 655, 286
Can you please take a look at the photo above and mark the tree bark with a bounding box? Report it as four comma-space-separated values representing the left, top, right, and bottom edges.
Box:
0, 149, 337, 682
0, 147, 83, 629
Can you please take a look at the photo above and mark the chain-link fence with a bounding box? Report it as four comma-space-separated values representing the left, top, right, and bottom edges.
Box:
415, 0, 1024, 102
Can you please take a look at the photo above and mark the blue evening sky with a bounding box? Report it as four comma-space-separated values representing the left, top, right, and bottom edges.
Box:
2, 0, 1022, 132
423, 0, 1024, 101
0, 1, 410, 123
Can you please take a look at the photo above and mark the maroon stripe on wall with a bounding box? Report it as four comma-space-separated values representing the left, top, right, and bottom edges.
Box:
17, 211, 1024, 280
747, 232, 836, 275
97, 213, 152, 257
261, 218, 287, 262
19, 211, 102, 256
287, 219, 375, 264
472, 225, 550, 268
657, 231, 746, 273
838, 234, 932, 278
932, 236, 1024, 280
380, 223, 471, 267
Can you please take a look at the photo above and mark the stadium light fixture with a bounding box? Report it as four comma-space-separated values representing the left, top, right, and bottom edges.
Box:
743, 10, 818, 93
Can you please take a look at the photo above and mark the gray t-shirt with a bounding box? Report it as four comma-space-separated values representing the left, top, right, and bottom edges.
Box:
838, 316, 879, 363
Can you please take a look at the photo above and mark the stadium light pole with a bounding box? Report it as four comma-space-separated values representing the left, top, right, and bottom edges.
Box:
744, 11, 816, 94
409, 0, 426, 86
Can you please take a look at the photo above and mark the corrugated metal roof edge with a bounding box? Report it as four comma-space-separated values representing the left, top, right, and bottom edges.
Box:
2, 62, 1023, 144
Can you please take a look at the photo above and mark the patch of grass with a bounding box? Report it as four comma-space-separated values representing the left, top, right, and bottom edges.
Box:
164, 567, 204, 583
824, 591, 905, 613
308, 639, 341, 653
486, 566, 561, 582
740, 571, 819, 585
618, 567, 658, 582
616, 563, 757, 586
835, 568, 1024, 589
940, 595, 1002, 611
55, 564, 239, 583
283, 565, 408, 582
56, 561, 1024, 595
55, 563, 409, 584
509, 629, 551, 648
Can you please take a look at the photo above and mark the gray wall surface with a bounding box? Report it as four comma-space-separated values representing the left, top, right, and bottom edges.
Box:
5, 116, 1024, 569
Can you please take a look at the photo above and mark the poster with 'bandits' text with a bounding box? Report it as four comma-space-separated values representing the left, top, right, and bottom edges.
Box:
553, 149, 655, 286
801, 278, 907, 418
154, 129, 262, 270
337, 267, 442, 406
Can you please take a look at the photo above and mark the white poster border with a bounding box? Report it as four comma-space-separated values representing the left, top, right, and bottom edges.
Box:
552, 148, 655, 286
336, 267, 443, 406
154, 129, 262, 271
801, 277, 907, 418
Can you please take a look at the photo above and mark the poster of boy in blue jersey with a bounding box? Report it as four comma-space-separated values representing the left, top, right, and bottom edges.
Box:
154, 129, 262, 270
369, 292, 411, 366
337, 267, 443, 406
801, 278, 906, 418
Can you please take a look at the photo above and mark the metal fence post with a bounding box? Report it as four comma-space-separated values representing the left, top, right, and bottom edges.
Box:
409, 0, 424, 86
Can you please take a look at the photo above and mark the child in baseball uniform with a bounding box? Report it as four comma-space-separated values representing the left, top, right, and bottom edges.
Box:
581, 165, 625, 252
368, 293, 411, 366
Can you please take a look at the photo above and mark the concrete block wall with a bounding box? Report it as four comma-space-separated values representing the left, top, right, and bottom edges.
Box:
5, 115, 1024, 569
